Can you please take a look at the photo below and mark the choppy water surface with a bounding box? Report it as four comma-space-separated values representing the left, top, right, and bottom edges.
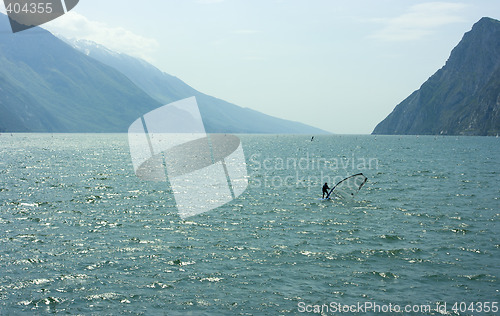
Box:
0, 134, 498, 315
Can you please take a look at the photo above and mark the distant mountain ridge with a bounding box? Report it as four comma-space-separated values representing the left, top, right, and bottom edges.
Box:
66, 39, 328, 134
373, 17, 500, 136
0, 11, 328, 134
0, 14, 161, 132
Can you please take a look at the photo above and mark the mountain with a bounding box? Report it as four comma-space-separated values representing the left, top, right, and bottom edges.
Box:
0, 14, 162, 133
0, 11, 328, 134
372, 17, 500, 136
66, 39, 329, 134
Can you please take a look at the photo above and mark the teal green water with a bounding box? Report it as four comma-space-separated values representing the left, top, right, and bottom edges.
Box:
0, 134, 498, 315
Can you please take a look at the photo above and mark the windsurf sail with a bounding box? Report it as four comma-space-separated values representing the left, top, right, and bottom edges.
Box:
326, 173, 368, 199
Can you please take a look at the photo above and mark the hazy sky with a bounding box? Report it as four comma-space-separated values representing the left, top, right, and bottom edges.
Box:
7, 1, 500, 133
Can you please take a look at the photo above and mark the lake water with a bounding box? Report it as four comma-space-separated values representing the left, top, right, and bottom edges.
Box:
0, 134, 498, 315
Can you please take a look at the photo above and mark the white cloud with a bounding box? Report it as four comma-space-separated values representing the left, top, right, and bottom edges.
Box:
196, 0, 226, 4
371, 2, 468, 41
231, 29, 259, 35
45, 12, 159, 61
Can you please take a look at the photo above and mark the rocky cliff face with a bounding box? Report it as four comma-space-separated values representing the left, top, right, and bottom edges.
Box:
373, 17, 500, 136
